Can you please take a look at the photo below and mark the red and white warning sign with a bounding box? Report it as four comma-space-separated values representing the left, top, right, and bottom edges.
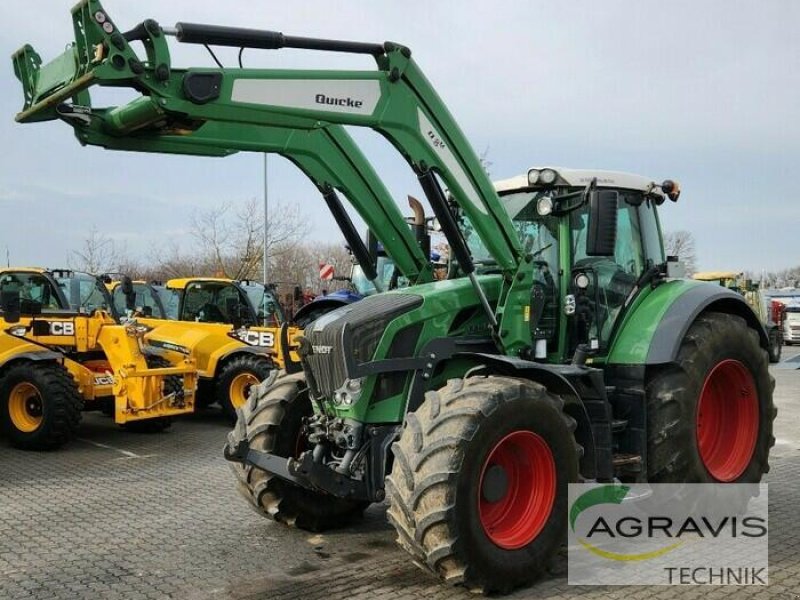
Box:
319, 263, 335, 281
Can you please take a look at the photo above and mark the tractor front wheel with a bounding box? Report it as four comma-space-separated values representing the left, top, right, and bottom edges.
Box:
646, 311, 775, 483
0, 361, 83, 450
227, 372, 367, 531
386, 376, 579, 594
216, 355, 272, 420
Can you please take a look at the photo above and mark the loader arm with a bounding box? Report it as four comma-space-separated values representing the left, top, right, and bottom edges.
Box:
12, 0, 532, 352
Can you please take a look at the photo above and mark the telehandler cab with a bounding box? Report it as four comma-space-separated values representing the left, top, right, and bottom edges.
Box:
14, 3, 775, 593
0, 267, 197, 448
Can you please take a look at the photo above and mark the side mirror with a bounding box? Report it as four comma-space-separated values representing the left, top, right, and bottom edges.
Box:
586, 190, 618, 257
121, 276, 136, 311
1, 289, 21, 323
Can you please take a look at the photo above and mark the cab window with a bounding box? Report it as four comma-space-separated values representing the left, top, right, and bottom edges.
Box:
181, 282, 252, 324
0, 272, 63, 311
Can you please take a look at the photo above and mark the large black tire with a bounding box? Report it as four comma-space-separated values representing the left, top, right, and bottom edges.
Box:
386, 376, 579, 594
227, 371, 367, 531
646, 311, 775, 483
0, 361, 83, 451
123, 356, 181, 433
768, 327, 782, 363
216, 354, 272, 420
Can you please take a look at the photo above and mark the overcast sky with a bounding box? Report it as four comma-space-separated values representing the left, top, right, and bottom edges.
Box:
1, 1, 798, 273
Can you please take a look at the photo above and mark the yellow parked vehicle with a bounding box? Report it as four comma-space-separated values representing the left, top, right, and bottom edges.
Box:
0, 331, 82, 450
0, 268, 197, 447
137, 277, 297, 418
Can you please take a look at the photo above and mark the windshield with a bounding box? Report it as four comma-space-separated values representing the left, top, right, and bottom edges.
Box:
466, 190, 561, 268
54, 272, 114, 315
241, 282, 285, 326
111, 282, 166, 319
161, 288, 181, 320
351, 256, 408, 296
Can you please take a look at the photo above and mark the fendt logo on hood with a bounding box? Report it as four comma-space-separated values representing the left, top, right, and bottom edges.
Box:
315, 93, 363, 109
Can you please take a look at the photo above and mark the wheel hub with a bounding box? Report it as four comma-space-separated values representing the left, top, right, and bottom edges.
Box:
8, 382, 44, 433
696, 359, 759, 482
481, 464, 509, 503
478, 430, 556, 550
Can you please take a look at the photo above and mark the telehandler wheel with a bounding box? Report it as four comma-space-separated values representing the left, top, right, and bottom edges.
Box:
123, 356, 181, 433
216, 355, 272, 420
646, 311, 775, 483
386, 376, 579, 594
0, 362, 82, 450
768, 329, 782, 363
228, 372, 367, 531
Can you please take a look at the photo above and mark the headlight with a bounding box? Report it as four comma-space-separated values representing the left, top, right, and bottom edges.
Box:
574, 273, 591, 290
8, 326, 26, 337
527, 169, 540, 185
539, 168, 557, 185
537, 196, 554, 216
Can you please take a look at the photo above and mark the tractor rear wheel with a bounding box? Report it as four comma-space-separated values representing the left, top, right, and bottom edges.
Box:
386, 376, 579, 594
227, 372, 367, 531
646, 311, 775, 483
216, 355, 272, 420
0, 361, 83, 450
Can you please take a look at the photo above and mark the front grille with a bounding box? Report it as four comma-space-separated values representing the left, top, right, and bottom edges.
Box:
303, 294, 422, 398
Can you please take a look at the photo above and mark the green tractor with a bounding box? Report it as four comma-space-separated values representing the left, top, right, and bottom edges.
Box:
13, 4, 775, 593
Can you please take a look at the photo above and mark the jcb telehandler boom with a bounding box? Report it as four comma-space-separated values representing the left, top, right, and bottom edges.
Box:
14, 3, 775, 593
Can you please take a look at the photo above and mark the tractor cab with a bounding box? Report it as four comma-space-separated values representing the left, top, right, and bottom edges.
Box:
481, 168, 674, 360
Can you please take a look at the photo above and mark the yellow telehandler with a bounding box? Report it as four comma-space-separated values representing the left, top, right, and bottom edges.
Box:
0, 268, 197, 448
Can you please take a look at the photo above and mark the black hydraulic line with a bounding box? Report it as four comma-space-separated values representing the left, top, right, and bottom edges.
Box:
173, 23, 386, 55
418, 169, 498, 328
322, 187, 378, 284
417, 169, 473, 275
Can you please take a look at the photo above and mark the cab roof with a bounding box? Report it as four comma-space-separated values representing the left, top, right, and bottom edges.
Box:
0, 267, 48, 275
166, 277, 236, 290
494, 167, 665, 197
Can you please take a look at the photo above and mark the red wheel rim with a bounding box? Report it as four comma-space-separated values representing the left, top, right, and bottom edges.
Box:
696, 359, 759, 482
478, 430, 556, 550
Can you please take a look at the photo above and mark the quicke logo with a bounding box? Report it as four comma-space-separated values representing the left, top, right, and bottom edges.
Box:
315, 93, 363, 109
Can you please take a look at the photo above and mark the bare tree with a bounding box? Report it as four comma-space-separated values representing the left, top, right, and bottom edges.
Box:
69, 226, 122, 273
663, 230, 697, 275
187, 198, 309, 280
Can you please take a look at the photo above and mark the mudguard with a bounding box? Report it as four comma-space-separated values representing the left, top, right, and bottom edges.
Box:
607, 279, 769, 366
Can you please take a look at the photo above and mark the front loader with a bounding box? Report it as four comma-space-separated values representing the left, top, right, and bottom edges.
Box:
0, 267, 197, 447
13, 3, 776, 593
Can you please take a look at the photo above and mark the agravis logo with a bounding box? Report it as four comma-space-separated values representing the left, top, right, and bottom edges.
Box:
567, 483, 769, 585
570, 485, 682, 561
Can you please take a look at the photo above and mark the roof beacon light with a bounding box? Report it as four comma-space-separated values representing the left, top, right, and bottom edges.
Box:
662, 180, 681, 202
